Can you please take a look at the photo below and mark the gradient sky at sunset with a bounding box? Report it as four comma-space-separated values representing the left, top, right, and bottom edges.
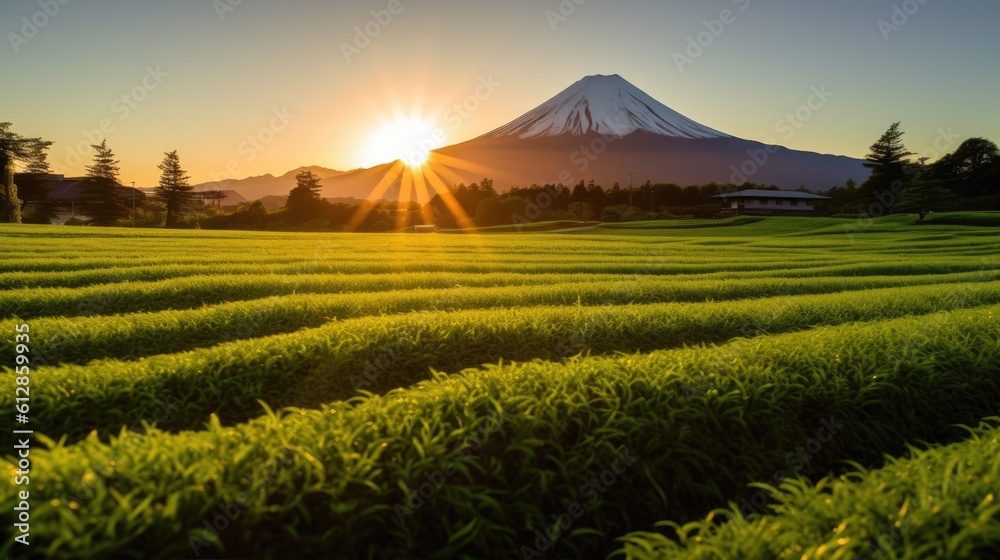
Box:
3, 0, 998, 186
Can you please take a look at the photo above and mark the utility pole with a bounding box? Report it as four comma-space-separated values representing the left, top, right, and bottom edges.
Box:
132, 181, 136, 227
627, 172, 636, 209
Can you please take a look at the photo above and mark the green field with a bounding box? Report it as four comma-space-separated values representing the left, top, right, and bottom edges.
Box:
2, 215, 999, 559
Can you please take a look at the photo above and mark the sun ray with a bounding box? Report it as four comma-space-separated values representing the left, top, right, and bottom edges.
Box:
395, 166, 416, 230
421, 165, 473, 227
408, 166, 435, 224
422, 152, 502, 189
346, 160, 406, 231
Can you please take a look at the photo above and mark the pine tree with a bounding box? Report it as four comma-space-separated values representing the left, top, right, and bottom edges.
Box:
17, 138, 58, 224
0, 122, 52, 223
895, 177, 957, 220
155, 150, 194, 228
81, 140, 129, 225
285, 170, 325, 222
25, 140, 51, 174
860, 122, 915, 214
1, 159, 15, 224
895, 161, 958, 220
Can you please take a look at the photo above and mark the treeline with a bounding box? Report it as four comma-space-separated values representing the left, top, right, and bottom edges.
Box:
187, 172, 427, 232
425, 178, 771, 228
180, 174, 769, 232
2, 122, 196, 228
188, 177, 780, 232
3, 119, 998, 230
821, 126, 1000, 218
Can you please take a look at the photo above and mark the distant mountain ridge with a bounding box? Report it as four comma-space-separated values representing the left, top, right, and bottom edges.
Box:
190, 166, 350, 201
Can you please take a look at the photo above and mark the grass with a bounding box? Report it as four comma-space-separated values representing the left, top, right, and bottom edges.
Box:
7, 279, 1000, 440
3, 305, 1000, 559
1, 215, 998, 558
616, 419, 1000, 559
918, 211, 1000, 227
5, 271, 999, 366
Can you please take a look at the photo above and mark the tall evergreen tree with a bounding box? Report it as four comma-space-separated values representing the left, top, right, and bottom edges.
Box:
25, 140, 51, 174
17, 138, 58, 223
0, 122, 51, 223
1, 160, 14, 224
81, 140, 129, 225
285, 170, 325, 222
155, 150, 194, 228
860, 122, 914, 213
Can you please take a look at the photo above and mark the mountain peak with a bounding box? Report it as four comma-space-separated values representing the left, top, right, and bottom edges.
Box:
486, 74, 730, 140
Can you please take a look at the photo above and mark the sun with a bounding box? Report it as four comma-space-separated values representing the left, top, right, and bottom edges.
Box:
362, 115, 442, 168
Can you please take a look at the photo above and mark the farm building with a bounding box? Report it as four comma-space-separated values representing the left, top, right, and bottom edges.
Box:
13, 173, 248, 222
14, 173, 146, 224
712, 190, 831, 216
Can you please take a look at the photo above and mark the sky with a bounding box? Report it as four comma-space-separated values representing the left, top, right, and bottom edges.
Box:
3, 0, 998, 186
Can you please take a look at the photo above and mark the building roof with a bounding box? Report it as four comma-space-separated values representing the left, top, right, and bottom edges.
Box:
15, 173, 143, 202
712, 190, 831, 200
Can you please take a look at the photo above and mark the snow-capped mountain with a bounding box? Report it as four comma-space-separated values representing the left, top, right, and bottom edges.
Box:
311, 74, 870, 201
486, 74, 730, 140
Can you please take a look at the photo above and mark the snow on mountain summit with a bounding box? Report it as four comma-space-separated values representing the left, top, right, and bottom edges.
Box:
487, 74, 731, 140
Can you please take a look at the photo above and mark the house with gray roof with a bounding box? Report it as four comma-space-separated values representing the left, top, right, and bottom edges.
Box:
712, 190, 831, 216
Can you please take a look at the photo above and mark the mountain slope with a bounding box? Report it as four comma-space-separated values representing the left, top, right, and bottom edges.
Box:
485, 74, 730, 140
425, 132, 865, 192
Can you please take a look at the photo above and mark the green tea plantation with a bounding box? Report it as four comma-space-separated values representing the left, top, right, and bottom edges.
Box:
2, 214, 999, 559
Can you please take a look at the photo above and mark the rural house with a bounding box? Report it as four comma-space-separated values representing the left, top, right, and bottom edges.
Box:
712, 190, 831, 216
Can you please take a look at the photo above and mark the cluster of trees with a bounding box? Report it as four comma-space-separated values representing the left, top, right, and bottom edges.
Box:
1, 122, 51, 223
423, 178, 750, 228
74, 142, 196, 228
190, 171, 425, 232
2, 122, 198, 227
821, 123, 999, 218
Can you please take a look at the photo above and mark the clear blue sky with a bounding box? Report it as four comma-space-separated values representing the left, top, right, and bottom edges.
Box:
3, 0, 998, 185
